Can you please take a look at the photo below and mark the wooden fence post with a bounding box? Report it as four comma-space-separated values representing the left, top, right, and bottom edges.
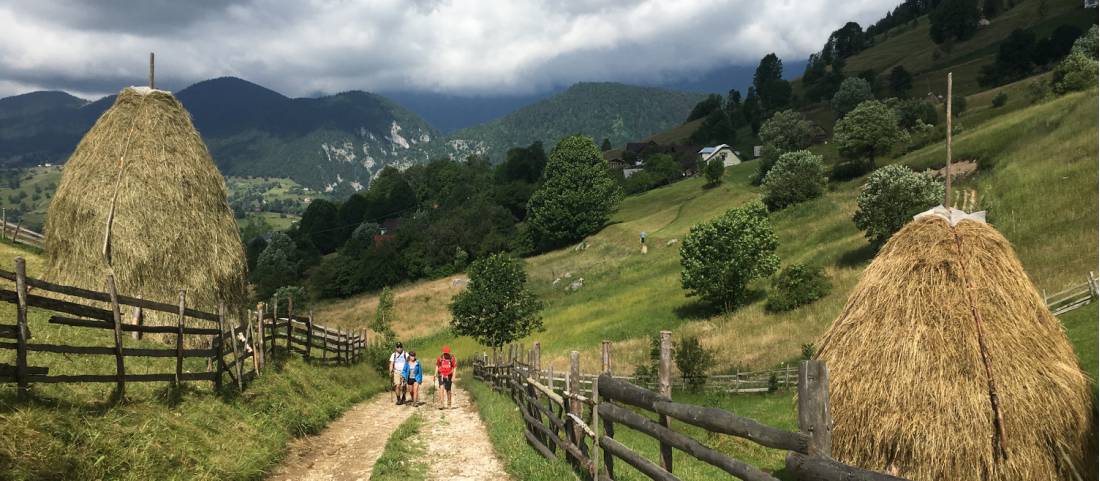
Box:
213, 304, 225, 391
286, 296, 294, 354
270, 294, 278, 357
592, 373, 601, 480
224, 303, 243, 392
247, 310, 259, 375
305, 311, 313, 361
131, 295, 144, 340
255, 305, 264, 372
175, 290, 186, 387
105, 274, 127, 399
568, 350, 583, 463
798, 360, 832, 457
658, 330, 673, 473
321, 325, 328, 363
14, 257, 29, 399
602, 340, 612, 375
532, 341, 541, 382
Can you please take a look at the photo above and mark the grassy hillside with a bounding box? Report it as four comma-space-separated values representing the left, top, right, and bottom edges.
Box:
0, 241, 387, 481
319, 86, 1097, 386
0, 166, 62, 232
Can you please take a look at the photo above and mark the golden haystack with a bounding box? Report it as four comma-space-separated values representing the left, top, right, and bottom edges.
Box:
817, 214, 1091, 481
43, 87, 247, 317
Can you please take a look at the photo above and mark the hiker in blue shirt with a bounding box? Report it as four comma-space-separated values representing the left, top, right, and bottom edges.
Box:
402, 351, 424, 406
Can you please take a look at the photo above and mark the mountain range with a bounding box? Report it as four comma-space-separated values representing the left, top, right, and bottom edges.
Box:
0, 77, 705, 194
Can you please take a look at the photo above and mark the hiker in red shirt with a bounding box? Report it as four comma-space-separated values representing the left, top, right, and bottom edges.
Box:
435, 346, 457, 409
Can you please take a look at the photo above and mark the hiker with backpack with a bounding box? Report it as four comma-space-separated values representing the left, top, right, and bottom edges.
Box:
388, 342, 409, 404
402, 351, 423, 406
435, 346, 457, 409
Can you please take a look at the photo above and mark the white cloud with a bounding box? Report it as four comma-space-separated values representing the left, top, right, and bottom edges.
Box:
0, 0, 897, 98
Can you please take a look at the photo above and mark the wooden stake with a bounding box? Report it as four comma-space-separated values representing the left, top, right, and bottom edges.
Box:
106, 274, 127, 399
14, 257, 29, 399
175, 290, 185, 387
601, 340, 612, 375
944, 72, 953, 206
149, 52, 155, 89
658, 330, 673, 473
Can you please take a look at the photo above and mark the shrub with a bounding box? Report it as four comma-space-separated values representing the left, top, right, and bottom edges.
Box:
680, 202, 780, 310
1052, 51, 1099, 94
766, 264, 832, 312
992, 92, 1008, 107
853, 164, 945, 244
833, 100, 906, 170
1026, 79, 1053, 104
832, 77, 875, 118
754, 110, 816, 183
704, 157, 725, 185
830, 161, 873, 181
761, 150, 827, 210
768, 373, 780, 393
890, 98, 938, 131
674, 336, 714, 391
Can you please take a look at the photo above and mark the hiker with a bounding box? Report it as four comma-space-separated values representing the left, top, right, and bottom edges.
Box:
388, 342, 409, 404
435, 346, 457, 409
402, 351, 423, 406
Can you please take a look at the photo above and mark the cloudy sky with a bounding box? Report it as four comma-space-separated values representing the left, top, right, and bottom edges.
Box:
0, 0, 897, 100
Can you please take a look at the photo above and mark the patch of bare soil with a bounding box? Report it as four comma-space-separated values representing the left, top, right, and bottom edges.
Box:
266, 392, 415, 481
419, 385, 513, 481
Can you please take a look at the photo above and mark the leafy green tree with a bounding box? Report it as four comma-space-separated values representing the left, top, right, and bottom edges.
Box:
674, 336, 714, 391
496, 142, 547, 184
1071, 25, 1098, 60
742, 87, 765, 132
754, 110, 816, 184
766, 264, 832, 312
527, 136, 623, 250
298, 199, 341, 254
601, 138, 613, 151
753, 54, 792, 113
827, 22, 866, 59
245, 236, 268, 272
363, 167, 417, 220
1052, 51, 1099, 94
449, 253, 543, 347
832, 77, 874, 118
853, 164, 944, 244
978, 29, 1037, 86
689, 109, 736, 146
372, 286, 397, 341
337, 193, 370, 241
704, 157, 725, 185
761, 150, 827, 211
888, 65, 913, 97
252, 232, 299, 300
890, 98, 938, 131
929, 0, 980, 44
273, 286, 308, 314
686, 94, 724, 122
643, 153, 681, 186
680, 202, 780, 310
833, 100, 905, 170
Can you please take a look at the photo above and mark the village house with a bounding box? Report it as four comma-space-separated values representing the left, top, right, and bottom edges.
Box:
698, 144, 741, 167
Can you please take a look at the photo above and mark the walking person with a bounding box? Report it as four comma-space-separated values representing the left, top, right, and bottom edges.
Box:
402, 351, 423, 406
435, 346, 457, 409
388, 342, 409, 404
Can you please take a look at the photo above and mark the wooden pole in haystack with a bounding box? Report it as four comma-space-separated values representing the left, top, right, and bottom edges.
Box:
149, 52, 155, 89
944, 72, 953, 207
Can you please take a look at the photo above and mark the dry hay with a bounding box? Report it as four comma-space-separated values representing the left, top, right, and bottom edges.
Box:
43, 87, 246, 322
817, 215, 1091, 481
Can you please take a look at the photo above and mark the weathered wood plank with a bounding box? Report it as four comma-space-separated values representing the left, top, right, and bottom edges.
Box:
785, 452, 909, 481
48, 316, 220, 335
798, 361, 832, 457
524, 428, 557, 461
600, 402, 780, 481
597, 373, 670, 410
600, 436, 681, 481
106, 275, 127, 397
14, 258, 29, 399
652, 400, 810, 453
26, 372, 216, 383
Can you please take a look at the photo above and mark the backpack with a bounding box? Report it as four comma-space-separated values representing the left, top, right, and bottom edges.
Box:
438, 354, 455, 376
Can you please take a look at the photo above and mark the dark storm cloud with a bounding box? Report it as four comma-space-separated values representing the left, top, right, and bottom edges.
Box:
0, 0, 897, 99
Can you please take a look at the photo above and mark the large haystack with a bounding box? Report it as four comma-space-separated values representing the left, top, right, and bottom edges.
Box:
44, 87, 246, 316
817, 210, 1091, 481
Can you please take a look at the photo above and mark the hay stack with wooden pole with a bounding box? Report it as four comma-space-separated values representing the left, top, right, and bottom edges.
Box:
816, 210, 1091, 481
43, 86, 247, 318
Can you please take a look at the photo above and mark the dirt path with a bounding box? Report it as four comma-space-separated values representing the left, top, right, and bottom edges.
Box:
266, 391, 414, 481
419, 385, 513, 481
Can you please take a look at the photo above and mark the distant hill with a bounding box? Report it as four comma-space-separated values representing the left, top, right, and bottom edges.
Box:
445, 82, 706, 160
0, 77, 438, 194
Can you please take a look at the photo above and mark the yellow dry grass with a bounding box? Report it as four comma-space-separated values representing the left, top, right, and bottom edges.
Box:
312, 275, 468, 340
816, 216, 1091, 481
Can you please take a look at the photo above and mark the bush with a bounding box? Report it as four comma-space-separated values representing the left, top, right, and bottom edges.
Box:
674, 336, 714, 391
761, 150, 827, 211
680, 202, 780, 310
704, 157, 725, 185
832, 77, 875, 118
1026, 79, 1053, 104
830, 160, 874, 181
833, 100, 905, 170
754, 110, 816, 184
853, 164, 945, 244
766, 264, 832, 312
890, 98, 938, 131
992, 92, 1008, 107
1052, 51, 1099, 94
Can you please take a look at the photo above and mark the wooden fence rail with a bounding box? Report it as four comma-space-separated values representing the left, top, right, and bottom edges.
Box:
472, 336, 910, 481
0, 257, 364, 399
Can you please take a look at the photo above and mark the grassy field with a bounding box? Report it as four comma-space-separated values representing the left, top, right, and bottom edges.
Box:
0, 166, 62, 232
322, 86, 1098, 389
0, 241, 387, 481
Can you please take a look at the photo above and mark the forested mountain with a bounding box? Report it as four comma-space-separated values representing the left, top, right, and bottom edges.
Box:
445, 82, 706, 160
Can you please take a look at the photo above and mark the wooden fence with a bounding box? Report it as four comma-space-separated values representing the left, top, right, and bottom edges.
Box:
473, 333, 909, 481
0, 218, 44, 249
0, 257, 363, 400
1045, 272, 1098, 316
257, 294, 366, 366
